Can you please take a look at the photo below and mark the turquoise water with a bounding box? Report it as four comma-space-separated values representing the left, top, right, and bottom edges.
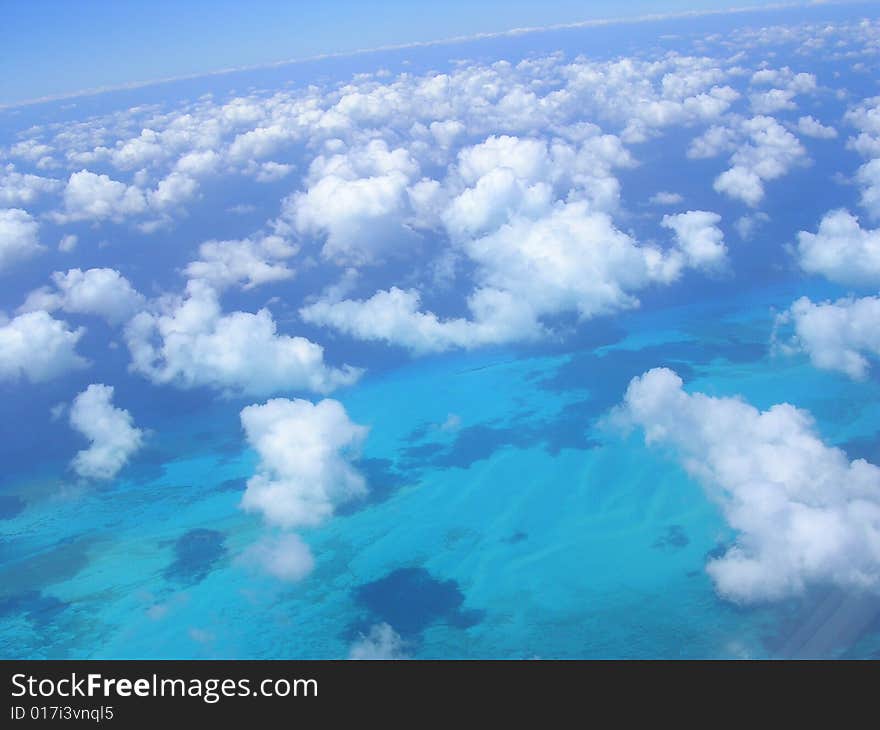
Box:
4, 276, 879, 659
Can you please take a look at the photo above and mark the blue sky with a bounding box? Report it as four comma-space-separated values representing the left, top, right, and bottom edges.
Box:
2, 0, 803, 106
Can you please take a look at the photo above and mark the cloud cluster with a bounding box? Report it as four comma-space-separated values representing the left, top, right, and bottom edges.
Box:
777, 295, 880, 380
660, 210, 728, 271
748, 66, 817, 114
240, 397, 368, 529
0, 310, 86, 383
19, 267, 145, 325
124, 279, 361, 397
69, 383, 144, 480
795, 210, 880, 288
0, 208, 42, 272
238, 397, 369, 581
184, 234, 297, 291
616, 367, 880, 603
712, 116, 807, 206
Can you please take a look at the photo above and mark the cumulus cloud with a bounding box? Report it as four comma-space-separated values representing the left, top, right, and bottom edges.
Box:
777, 295, 880, 380
280, 139, 420, 265
184, 234, 297, 291
58, 234, 78, 253
616, 367, 880, 603
857, 158, 880, 220
240, 397, 368, 529
349, 623, 408, 660
69, 383, 144, 480
0, 208, 43, 272
796, 116, 837, 139
649, 191, 684, 206
0, 310, 87, 383
54, 169, 147, 223
125, 279, 361, 396
713, 116, 807, 206
442, 132, 631, 239
239, 533, 315, 582
661, 210, 728, 271
303, 200, 721, 353
795, 210, 880, 287
844, 96, 880, 158
0, 164, 61, 206
748, 68, 816, 115
147, 171, 199, 211
19, 268, 145, 325
302, 285, 540, 354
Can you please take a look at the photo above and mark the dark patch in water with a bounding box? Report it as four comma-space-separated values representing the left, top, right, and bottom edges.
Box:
401, 442, 446, 460
427, 423, 523, 470
126, 447, 171, 484
705, 542, 731, 561
541, 345, 699, 410
403, 422, 432, 444
404, 407, 601, 470
163, 529, 226, 585
336, 458, 411, 515
653, 525, 690, 551
0, 590, 69, 627
217, 477, 247, 493
351, 567, 483, 638
0, 536, 95, 597
0, 495, 25, 520
505, 531, 528, 544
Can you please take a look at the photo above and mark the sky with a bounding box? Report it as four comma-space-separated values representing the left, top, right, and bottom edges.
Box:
1, 0, 810, 106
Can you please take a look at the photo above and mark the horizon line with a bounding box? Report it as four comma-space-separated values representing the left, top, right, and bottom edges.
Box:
0, 0, 856, 112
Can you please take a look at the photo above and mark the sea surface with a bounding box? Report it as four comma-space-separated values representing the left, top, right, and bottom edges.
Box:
3, 270, 880, 659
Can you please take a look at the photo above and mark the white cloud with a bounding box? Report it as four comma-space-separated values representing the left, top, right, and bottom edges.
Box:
735, 211, 769, 240
0, 310, 87, 383
0, 208, 42, 272
616, 367, 880, 603
844, 96, 880, 158
687, 124, 739, 159
795, 209, 880, 287
857, 158, 880, 220
240, 397, 368, 529
713, 116, 807, 207
777, 295, 880, 380
184, 234, 297, 291
661, 210, 728, 271
750, 88, 797, 114
0, 164, 61, 206
649, 191, 684, 206
442, 133, 631, 239
302, 285, 540, 354
58, 233, 78, 253
280, 139, 420, 265
147, 171, 198, 211
303, 200, 722, 353
55, 169, 147, 223
349, 623, 408, 660
69, 383, 144, 480
240, 533, 315, 582
174, 149, 220, 177
19, 268, 145, 325
125, 280, 360, 396
796, 116, 837, 139
251, 161, 294, 183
